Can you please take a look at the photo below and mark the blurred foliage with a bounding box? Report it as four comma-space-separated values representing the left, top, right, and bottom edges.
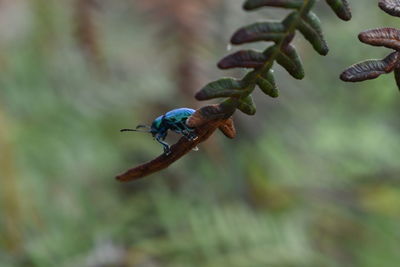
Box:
0, 0, 400, 266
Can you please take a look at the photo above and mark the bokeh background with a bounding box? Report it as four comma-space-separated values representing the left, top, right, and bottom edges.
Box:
1, 0, 400, 266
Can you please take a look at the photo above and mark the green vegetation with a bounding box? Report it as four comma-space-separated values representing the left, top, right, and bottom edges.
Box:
1, 1, 400, 266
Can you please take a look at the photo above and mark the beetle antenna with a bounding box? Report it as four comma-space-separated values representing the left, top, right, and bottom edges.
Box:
136, 124, 151, 129
120, 128, 151, 133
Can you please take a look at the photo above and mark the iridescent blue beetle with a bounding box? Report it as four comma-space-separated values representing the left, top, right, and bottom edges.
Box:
121, 108, 198, 155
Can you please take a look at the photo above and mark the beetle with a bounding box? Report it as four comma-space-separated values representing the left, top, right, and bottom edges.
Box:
121, 108, 198, 155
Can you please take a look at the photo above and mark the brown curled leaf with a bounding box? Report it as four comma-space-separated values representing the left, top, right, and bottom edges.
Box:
340, 52, 400, 82
187, 104, 236, 135
116, 104, 238, 181
359, 28, 400, 50
116, 119, 224, 182
394, 65, 400, 90
186, 104, 233, 128
379, 0, 400, 17
218, 118, 236, 139
217, 50, 268, 69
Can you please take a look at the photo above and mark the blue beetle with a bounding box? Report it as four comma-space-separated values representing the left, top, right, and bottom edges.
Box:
121, 108, 198, 154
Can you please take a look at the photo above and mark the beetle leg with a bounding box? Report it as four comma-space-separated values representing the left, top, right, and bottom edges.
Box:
185, 128, 198, 141
178, 121, 198, 141
155, 134, 171, 155
174, 122, 188, 135
187, 132, 198, 141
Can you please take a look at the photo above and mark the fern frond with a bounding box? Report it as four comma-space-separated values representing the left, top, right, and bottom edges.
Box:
117, 0, 353, 181
341, 0, 400, 91
196, 0, 352, 116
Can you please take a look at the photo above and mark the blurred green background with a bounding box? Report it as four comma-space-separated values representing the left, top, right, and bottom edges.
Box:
1, 0, 400, 266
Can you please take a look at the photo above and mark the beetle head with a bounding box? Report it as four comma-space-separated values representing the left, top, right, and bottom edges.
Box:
150, 116, 163, 136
